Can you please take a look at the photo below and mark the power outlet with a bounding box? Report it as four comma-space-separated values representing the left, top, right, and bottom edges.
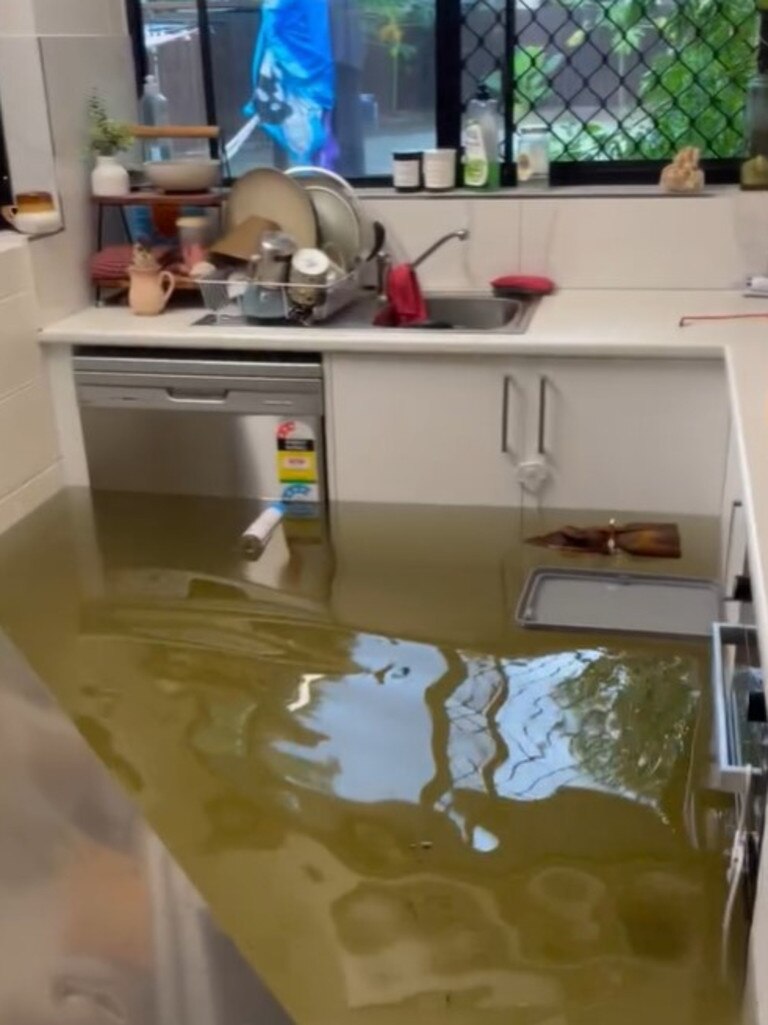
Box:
517, 456, 550, 493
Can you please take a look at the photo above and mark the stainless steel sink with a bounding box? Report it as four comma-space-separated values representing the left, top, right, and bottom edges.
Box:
330, 292, 538, 333
421, 294, 533, 332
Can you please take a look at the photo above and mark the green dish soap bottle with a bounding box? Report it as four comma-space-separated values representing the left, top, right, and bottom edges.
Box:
463, 85, 501, 190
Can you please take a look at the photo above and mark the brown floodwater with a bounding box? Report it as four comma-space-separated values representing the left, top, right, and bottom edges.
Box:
0, 489, 744, 1025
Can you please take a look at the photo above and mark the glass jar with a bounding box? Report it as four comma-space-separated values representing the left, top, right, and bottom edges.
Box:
742, 72, 768, 189
516, 125, 550, 188
176, 216, 211, 274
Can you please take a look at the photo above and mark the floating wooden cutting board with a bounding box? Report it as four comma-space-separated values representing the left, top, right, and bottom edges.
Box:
210, 214, 280, 263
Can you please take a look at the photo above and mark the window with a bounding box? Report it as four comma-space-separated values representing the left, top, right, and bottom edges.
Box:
132, 0, 436, 179
461, 0, 757, 180
128, 0, 757, 185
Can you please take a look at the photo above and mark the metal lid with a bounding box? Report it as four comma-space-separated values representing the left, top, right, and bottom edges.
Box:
516, 568, 721, 638
260, 231, 296, 258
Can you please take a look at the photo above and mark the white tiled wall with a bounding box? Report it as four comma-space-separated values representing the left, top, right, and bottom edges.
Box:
0, 0, 135, 324
30, 32, 136, 324
0, 34, 57, 198
360, 189, 768, 292
0, 0, 132, 532
0, 236, 61, 532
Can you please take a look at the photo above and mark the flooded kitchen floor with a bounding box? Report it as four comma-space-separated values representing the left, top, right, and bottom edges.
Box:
0, 489, 743, 1025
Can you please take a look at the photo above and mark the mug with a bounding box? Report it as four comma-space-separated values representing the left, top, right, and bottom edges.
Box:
2, 191, 62, 235
128, 266, 175, 316
289, 248, 345, 308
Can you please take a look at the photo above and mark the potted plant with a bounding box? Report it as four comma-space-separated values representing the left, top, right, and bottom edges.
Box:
88, 93, 133, 197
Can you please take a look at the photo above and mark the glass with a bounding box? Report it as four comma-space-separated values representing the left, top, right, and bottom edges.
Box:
515, 124, 550, 186
142, 1, 437, 180
742, 72, 768, 189
140, 1, 208, 160
460, 0, 757, 165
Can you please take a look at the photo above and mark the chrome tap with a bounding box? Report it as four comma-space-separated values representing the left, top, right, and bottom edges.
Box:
412, 228, 469, 269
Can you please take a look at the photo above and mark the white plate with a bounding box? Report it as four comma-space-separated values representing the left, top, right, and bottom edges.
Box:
287, 165, 374, 258
305, 185, 362, 270
226, 167, 317, 249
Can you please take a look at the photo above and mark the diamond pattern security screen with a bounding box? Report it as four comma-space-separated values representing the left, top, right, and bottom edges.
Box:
461, 0, 758, 166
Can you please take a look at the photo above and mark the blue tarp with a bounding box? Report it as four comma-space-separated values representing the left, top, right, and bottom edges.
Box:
244, 0, 336, 165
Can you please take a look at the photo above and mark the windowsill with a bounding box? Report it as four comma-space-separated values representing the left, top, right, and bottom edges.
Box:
354, 183, 740, 200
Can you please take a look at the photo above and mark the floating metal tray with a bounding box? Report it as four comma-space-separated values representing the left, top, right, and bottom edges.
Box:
516, 568, 721, 638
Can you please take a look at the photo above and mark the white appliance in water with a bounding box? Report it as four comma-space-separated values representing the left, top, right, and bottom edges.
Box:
74, 348, 325, 504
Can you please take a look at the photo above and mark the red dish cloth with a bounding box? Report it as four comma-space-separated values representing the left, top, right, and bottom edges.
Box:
90, 244, 173, 282
374, 263, 427, 326
491, 274, 555, 295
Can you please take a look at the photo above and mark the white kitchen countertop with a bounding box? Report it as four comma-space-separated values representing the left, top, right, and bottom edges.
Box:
38, 288, 768, 356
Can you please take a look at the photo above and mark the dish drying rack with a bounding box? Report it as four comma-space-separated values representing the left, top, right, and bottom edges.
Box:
198, 266, 363, 325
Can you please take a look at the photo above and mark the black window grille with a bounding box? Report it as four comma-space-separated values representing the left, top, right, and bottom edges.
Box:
127, 0, 757, 186
459, 0, 758, 184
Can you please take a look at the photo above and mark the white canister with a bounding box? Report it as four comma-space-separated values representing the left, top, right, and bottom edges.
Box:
423, 149, 457, 192
91, 155, 130, 197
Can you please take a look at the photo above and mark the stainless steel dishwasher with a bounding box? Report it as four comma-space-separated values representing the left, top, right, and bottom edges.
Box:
74, 347, 326, 504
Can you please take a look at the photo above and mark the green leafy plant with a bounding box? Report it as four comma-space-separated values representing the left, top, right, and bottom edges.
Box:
360, 1, 435, 111
87, 93, 133, 157
514, 44, 565, 122
525, 0, 757, 162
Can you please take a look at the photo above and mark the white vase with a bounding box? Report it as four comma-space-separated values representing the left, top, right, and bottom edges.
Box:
91, 154, 130, 197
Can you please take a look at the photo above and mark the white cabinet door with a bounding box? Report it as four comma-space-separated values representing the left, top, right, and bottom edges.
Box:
516, 357, 728, 515
327, 354, 527, 506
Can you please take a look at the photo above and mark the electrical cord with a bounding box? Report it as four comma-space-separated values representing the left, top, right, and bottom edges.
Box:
721, 765, 753, 982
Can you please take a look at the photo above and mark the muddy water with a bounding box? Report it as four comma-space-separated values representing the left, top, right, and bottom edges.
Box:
0, 489, 742, 1025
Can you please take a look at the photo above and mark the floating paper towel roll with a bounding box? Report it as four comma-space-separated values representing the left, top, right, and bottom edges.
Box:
241, 503, 285, 558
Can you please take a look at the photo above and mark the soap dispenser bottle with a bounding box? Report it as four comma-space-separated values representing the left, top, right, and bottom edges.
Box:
463, 85, 501, 189
140, 74, 171, 163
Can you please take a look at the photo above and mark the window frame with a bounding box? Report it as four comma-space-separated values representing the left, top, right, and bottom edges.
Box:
0, 109, 12, 209
126, 0, 744, 188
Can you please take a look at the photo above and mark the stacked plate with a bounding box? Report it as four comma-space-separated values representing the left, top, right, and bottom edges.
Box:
225, 166, 379, 274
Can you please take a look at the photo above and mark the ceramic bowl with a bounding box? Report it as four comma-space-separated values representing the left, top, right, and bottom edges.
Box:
144, 160, 220, 193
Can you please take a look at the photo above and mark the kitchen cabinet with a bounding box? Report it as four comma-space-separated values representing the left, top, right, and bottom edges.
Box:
517, 357, 728, 515
326, 354, 526, 507
327, 353, 728, 515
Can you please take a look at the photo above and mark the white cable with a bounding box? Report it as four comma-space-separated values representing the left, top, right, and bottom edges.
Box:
721, 766, 753, 981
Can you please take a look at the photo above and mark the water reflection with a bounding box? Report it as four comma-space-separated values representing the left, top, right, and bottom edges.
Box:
0, 491, 738, 1025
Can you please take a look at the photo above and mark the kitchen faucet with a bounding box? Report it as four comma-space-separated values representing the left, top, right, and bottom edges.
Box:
376, 228, 470, 298
412, 228, 470, 269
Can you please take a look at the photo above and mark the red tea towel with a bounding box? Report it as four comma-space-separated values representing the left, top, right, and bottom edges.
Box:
374, 263, 427, 326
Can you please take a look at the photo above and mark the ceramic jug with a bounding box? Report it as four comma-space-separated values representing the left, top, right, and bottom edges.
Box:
128, 266, 175, 315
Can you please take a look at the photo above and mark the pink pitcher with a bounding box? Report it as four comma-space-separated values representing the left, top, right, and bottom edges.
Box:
128, 267, 175, 316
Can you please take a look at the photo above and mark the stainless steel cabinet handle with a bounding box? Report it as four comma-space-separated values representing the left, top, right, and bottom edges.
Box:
165, 388, 229, 404
724, 498, 743, 581
501, 375, 516, 455
537, 375, 549, 455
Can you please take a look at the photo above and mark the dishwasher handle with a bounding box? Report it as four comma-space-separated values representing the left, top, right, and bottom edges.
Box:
76, 379, 324, 417
166, 387, 229, 405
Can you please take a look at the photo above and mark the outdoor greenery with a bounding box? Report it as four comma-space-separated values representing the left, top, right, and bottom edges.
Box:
515, 0, 759, 161
360, 0, 435, 111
